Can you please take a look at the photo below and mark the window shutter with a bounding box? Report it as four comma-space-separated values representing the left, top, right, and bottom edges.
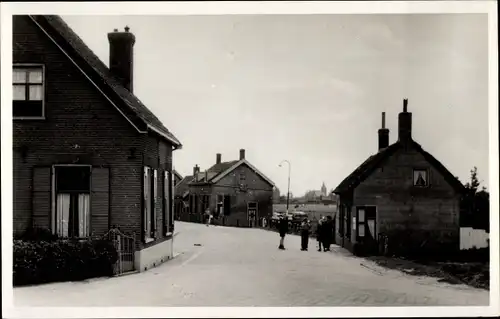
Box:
152, 169, 158, 237
143, 167, 149, 241
164, 171, 170, 234
170, 170, 175, 231
32, 166, 51, 229
90, 167, 109, 237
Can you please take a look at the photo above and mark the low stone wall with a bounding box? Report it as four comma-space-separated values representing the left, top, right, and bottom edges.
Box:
134, 237, 174, 272
460, 227, 489, 250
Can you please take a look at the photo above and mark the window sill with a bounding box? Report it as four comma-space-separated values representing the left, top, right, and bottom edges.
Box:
57, 237, 91, 241
145, 237, 154, 243
13, 116, 46, 120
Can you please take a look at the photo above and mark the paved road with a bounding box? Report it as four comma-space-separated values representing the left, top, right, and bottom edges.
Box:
14, 222, 489, 306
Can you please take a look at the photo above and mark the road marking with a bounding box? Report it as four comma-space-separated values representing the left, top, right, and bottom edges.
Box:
180, 250, 203, 267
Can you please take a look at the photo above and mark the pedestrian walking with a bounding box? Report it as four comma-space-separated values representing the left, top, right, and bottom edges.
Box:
278, 216, 288, 250
316, 216, 325, 251
322, 216, 334, 251
300, 218, 311, 251
205, 208, 211, 226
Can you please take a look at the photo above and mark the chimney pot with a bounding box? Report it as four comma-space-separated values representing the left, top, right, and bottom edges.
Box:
193, 164, 200, 177
239, 149, 245, 160
216, 153, 222, 164
398, 99, 412, 145
124, 25, 130, 32
108, 28, 136, 92
378, 112, 389, 150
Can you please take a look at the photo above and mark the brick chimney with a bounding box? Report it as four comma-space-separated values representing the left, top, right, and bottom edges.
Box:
239, 149, 245, 160
108, 26, 135, 92
378, 112, 389, 150
398, 99, 412, 146
193, 164, 200, 177
216, 153, 222, 164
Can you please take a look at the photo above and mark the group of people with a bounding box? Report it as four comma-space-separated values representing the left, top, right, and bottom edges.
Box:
277, 215, 334, 252
315, 215, 334, 252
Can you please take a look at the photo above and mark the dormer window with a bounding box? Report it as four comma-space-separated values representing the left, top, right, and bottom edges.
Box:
413, 169, 429, 187
13, 65, 45, 119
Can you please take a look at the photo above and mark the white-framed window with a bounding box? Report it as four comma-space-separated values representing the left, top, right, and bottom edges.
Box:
171, 171, 174, 228
53, 166, 91, 238
413, 169, 429, 187
153, 169, 158, 238
357, 208, 365, 238
143, 167, 155, 243
164, 171, 171, 235
13, 65, 45, 119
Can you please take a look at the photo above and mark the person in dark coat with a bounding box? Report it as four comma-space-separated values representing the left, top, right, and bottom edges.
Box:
300, 218, 311, 251
316, 216, 325, 251
322, 216, 334, 251
278, 216, 289, 250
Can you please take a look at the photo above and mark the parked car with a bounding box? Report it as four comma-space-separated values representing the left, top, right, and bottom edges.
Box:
292, 211, 308, 222
271, 212, 284, 221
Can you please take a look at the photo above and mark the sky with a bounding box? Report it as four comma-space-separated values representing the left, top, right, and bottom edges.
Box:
62, 14, 489, 197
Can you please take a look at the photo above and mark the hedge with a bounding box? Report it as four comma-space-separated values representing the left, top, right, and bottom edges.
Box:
14, 230, 118, 286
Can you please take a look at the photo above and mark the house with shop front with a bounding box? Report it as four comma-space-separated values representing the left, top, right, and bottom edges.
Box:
332, 100, 465, 256
12, 15, 181, 273
176, 149, 275, 227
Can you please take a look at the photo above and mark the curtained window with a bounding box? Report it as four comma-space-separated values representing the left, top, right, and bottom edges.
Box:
54, 166, 91, 238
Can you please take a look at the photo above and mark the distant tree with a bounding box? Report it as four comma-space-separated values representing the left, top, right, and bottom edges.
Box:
464, 166, 481, 193
461, 167, 489, 231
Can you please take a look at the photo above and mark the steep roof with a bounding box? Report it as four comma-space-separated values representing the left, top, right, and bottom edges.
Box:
206, 161, 239, 181
333, 140, 465, 194
188, 159, 275, 187
28, 15, 181, 148
174, 175, 194, 198
209, 159, 275, 187
173, 170, 183, 181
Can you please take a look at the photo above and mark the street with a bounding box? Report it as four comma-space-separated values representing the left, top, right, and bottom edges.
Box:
14, 222, 489, 307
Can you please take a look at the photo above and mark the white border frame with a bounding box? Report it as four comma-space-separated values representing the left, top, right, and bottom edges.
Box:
1, 1, 498, 318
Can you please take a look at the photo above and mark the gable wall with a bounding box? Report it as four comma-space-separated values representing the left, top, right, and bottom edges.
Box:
12, 15, 143, 235
352, 143, 460, 249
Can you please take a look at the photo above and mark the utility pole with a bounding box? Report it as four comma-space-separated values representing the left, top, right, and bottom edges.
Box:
279, 160, 291, 213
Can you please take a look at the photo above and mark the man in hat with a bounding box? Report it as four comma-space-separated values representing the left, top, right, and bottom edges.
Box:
278, 215, 289, 250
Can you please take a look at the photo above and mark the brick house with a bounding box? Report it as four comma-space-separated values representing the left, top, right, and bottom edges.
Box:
173, 170, 183, 186
12, 15, 181, 272
333, 99, 465, 256
176, 149, 275, 227
173, 173, 194, 220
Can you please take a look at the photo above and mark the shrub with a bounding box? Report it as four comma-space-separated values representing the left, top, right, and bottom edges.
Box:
13, 238, 118, 286
16, 227, 59, 242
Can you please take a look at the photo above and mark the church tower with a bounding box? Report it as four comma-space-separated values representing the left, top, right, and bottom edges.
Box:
321, 182, 327, 197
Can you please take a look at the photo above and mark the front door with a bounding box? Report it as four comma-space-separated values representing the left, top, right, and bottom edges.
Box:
247, 202, 257, 228
356, 206, 377, 255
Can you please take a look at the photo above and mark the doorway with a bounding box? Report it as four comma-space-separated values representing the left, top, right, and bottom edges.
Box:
247, 202, 258, 228
356, 206, 377, 254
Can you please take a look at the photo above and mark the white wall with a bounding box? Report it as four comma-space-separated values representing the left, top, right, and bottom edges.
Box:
134, 237, 174, 272
460, 227, 489, 250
